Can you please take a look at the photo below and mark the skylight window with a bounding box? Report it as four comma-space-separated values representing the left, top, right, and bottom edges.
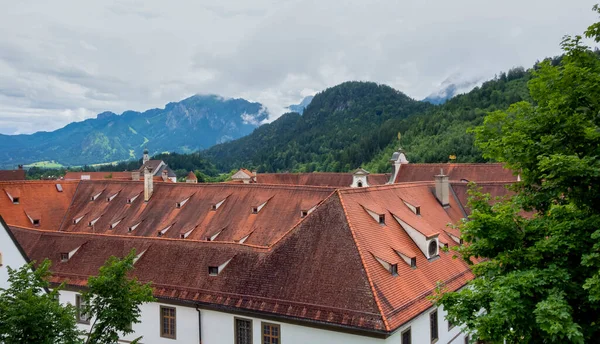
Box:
56, 184, 63, 192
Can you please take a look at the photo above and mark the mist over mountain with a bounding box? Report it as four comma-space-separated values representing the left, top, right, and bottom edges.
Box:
287, 96, 314, 114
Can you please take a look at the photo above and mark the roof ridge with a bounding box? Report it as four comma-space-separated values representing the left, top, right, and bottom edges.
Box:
0, 180, 80, 185
336, 189, 390, 331
77, 180, 337, 191
403, 163, 506, 167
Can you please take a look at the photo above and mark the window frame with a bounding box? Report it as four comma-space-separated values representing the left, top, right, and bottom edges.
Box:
401, 327, 411, 344
75, 294, 90, 324
261, 321, 281, 344
430, 309, 439, 343
234, 317, 253, 344
160, 305, 177, 339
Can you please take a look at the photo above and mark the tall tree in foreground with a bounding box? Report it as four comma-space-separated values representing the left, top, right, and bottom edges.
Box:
83, 249, 155, 344
435, 5, 600, 344
0, 260, 82, 344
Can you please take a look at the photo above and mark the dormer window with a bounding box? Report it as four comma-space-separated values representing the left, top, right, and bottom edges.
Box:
251, 200, 268, 214
238, 233, 251, 244
415, 206, 421, 216
110, 219, 122, 229
129, 221, 141, 232
378, 214, 385, 225
389, 263, 398, 276
60, 253, 69, 262
90, 190, 103, 201
107, 191, 120, 202
158, 224, 172, 237
212, 198, 227, 211
12, 197, 19, 204
73, 215, 84, 224
402, 200, 421, 216
180, 225, 197, 239
207, 258, 233, 276
88, 216, 101, 227
176, 196, 191, 209
363, 206, 385, 225
410, 257, 417, 268
300, 210, 308, 218
428, 240, 439, 257
32, 219, 40, 226
127, 193, 140, 204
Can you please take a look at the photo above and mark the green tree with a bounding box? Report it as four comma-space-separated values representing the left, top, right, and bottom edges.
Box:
83, 249, 155, 344
0, 260, 82, 344
435, 6, 600, 344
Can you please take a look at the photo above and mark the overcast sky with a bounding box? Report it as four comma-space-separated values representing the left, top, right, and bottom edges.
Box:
0, 0, 597, 134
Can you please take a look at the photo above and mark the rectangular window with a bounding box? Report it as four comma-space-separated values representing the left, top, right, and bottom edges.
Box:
389, 263, 398, 276
262, 322, 280, 344
401, 327, 411, 344
430, 310, 439, 343
378, 214, 385, 224
235, 318, 253, 344
75, 294, 90, 324
60, 253, 69, 262
160, 306, 176, 339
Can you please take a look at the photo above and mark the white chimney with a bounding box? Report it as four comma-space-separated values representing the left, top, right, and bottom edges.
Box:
388, 148, 409, 184
131, 171, 140, 181
144, 167, 153, 202
162, 169, 168, 182
434, 169, 449, 207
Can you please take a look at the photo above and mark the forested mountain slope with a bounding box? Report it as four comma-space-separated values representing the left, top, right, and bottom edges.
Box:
204, 81, 431, 172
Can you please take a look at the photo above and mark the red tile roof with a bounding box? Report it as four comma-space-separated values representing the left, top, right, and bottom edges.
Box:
64, 172, 134, 180
395, 163, 517, 183
58, 181, 336, 247
337, 184, 471, 330
10, 193, 385, 331
0, 169, 26, 181
451, 181, 514, 215
257, 173, 390, 187
8, 178, 484, 334
0, 181, 79, 230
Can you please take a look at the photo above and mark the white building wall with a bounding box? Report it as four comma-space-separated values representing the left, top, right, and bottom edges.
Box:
0, 220, 29, 290
58, 289, 467, 344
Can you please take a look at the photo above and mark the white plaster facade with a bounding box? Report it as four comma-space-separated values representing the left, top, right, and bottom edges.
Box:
57, 290, 467, 344
0, 217, 29, 290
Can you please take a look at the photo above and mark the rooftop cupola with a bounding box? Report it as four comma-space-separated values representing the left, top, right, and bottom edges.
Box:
434, 169, 449, 207
143, 148, 149, 164
351, 168, 370, 188
144, 167, 153, 202
388, 147, 409, 184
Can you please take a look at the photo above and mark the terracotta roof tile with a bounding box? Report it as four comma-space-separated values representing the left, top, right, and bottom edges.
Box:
395, 163, 517, 183
0, 181, 79, 230
58, 181, 336, 247
0, 169, 26, 181
257, 173, 390, 187
64, 172, 134, 180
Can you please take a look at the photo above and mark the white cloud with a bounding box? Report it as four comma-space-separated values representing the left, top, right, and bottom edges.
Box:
0, 0, 597, 134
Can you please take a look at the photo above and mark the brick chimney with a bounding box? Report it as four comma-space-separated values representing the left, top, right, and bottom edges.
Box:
434, 169, 449, 207
144, 167, 153, 202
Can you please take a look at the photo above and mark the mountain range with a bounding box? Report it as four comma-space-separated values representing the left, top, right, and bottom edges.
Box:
0, 95, 268, 167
